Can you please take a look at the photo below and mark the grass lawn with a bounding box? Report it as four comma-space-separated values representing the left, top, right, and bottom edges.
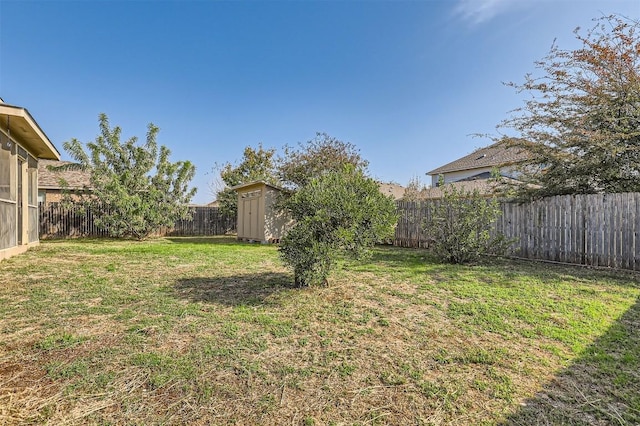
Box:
0, 237, 638, 425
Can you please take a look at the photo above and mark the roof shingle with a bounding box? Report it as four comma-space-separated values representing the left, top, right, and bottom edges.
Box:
38, 159, 92, 190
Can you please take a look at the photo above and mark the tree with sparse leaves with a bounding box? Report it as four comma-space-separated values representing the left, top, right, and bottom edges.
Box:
279, 166, 397, 287
498, 15, 640, 200
63, 113, 196, 240
214, 144, 279, 217
402, 175, 430, 201
423, 181, 510, 264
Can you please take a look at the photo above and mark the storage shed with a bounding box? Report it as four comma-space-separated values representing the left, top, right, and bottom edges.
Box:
232, 181, 290, 243
1, 100, 61, 261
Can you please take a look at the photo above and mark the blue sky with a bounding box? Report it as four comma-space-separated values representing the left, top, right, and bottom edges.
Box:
1, 0, 638, 204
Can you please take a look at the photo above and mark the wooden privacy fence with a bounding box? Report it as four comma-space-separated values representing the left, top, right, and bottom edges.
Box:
39, 203, 236, 239
395, 193, 640, 271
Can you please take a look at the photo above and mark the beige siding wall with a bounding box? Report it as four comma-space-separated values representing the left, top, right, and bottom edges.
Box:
432, 166, 520, 187
264, 187, 291, 241
431, 167, 493, 186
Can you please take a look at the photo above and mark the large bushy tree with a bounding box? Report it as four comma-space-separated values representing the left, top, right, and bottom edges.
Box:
214, 144, 279, 217
63, 113, 196, 240
499, 15, 640, 199
278, 132, 369, 189
279, 166, 397, 287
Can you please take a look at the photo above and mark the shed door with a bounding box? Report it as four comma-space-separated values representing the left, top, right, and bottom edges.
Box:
242, 197, 260, 240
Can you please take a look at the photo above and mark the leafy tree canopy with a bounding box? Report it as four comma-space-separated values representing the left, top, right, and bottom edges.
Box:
63, 113, 196, 240
498, 15, 640, 199
278, 132, 369, 189
214, 144, 280, 216
213, 133, 368, 215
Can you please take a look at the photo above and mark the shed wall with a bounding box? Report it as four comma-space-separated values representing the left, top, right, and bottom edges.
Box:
264, 188, 290, 241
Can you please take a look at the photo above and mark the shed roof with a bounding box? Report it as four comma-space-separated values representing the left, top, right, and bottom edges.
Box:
230, 180, 284, 191
427, 142, 528, 176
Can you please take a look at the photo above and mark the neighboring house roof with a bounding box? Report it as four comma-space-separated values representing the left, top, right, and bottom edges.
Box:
0, 101, 60, 160
427, 142, 529, 176
38, 159, 92, 190
378, 182, 405, 200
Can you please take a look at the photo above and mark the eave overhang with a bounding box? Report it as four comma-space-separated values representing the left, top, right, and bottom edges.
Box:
0, 104, 61, 160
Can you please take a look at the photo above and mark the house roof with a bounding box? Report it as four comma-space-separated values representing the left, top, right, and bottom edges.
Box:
378, 182, 405, 200
427, 142, 528, 176
0, 102, 60, 160
38, 159, 92, 190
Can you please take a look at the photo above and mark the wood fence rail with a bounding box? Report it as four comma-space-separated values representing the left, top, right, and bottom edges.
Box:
39, 203, 236, 239
395, 193, 640, 271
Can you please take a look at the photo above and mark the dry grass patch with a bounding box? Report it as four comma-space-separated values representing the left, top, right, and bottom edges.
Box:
0, 237, 638, 425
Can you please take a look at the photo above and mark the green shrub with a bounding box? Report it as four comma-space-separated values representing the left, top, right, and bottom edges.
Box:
424, 183, 510, 264
279, 166, 397, 286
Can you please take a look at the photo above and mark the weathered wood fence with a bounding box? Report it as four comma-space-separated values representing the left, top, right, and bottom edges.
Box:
39, 203, 236, 239
395, 193, 640, 271
41, 194, 640, 270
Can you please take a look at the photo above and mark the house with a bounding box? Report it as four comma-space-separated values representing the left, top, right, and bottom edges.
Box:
427, 142, 528, 187
421, 142, 529, 199
424, 142, 528, 198
231, 181, 291, 243
0, 100, 61, 260
38, 159, 91, 204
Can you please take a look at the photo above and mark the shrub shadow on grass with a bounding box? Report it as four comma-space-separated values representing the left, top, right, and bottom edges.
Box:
502, 296, 640, 425
173, 272, 293, 306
